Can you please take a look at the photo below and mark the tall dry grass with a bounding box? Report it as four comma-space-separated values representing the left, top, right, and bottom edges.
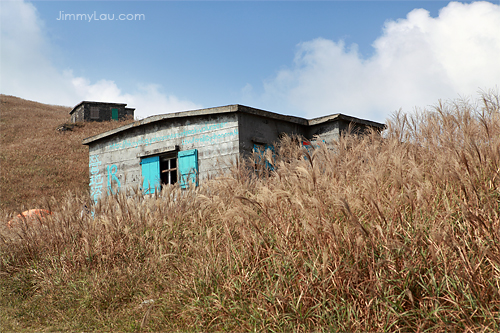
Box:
1, 92, 500, 332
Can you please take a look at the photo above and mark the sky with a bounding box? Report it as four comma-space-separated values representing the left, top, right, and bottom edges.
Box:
1, 0, 499, 123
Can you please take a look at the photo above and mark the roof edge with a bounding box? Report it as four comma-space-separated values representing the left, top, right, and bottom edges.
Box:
308, 114, 385, 128
84, 104, 307, 145
82, 105, 385, 145
83, 104, 240, 145
70, 101, 129, 114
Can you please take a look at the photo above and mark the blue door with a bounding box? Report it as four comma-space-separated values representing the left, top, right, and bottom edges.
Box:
178, 149, 198, 189
141, 156, 160, 194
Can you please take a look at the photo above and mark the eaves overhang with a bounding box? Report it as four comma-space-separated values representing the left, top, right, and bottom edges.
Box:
309, 114, 385, 129
82, 104, 385, 146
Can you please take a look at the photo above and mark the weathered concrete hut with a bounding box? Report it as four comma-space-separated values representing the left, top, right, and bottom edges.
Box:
82, 104, 384, 202
70, 101, 135, 123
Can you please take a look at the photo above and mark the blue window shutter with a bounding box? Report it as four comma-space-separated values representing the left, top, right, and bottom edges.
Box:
178, 149, 198, 189
141, 156, 160, 194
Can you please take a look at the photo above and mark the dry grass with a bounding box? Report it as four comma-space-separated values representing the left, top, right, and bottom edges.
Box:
1, 91, 500, 332
0, 95, 134, 212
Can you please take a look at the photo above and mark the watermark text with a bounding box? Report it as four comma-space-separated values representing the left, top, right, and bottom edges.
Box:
57, 11, 145, 22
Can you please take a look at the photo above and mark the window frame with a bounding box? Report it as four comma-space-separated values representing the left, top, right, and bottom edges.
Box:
90, 106, 100, 120
140, 148, 199, 193
160, 154, 178, 186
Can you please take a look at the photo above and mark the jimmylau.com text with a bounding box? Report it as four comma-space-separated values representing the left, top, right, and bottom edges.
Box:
56, 11, 145, 22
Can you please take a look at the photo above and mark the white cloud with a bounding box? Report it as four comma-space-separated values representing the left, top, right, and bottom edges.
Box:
263, 1, 500, 122
69, 76, 201, 119
0, 0, 201, 118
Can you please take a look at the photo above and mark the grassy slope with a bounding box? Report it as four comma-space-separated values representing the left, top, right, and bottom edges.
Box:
0, 95, 132, 213
1, 93, 499, 332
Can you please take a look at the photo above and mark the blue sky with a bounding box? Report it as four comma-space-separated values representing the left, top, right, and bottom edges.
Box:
1, 1, 499, 122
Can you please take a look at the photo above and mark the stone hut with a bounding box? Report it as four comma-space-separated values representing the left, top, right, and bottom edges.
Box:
82, 104, 384, 202
70, 101, 135, 123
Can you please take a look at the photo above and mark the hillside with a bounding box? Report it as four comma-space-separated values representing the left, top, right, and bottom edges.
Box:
0, 95, 133, 213
0, 92, 499, 331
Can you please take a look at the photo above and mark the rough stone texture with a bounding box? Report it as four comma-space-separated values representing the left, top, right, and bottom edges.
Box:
83, 104, 384, 201
70, 101, 135, 123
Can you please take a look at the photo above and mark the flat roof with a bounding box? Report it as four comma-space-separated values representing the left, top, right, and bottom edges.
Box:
82, 104, 385, 145
70, 101, 129, 115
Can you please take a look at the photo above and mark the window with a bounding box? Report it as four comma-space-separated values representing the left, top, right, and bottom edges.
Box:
140, 149, 198, 193
160, 155, 177, 185
90, 106, 100, 119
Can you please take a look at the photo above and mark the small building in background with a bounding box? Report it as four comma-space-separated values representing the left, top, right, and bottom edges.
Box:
82, 104, 384, 202
70, 101, 135, 123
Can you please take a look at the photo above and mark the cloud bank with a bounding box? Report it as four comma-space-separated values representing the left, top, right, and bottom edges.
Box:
0, 0, 201, 118
263, 1, 500, 122
2, 1, 498, 122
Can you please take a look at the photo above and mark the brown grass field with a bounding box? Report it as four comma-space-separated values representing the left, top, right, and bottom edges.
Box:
0, 95, 133, 212
1, 92, 500, 332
